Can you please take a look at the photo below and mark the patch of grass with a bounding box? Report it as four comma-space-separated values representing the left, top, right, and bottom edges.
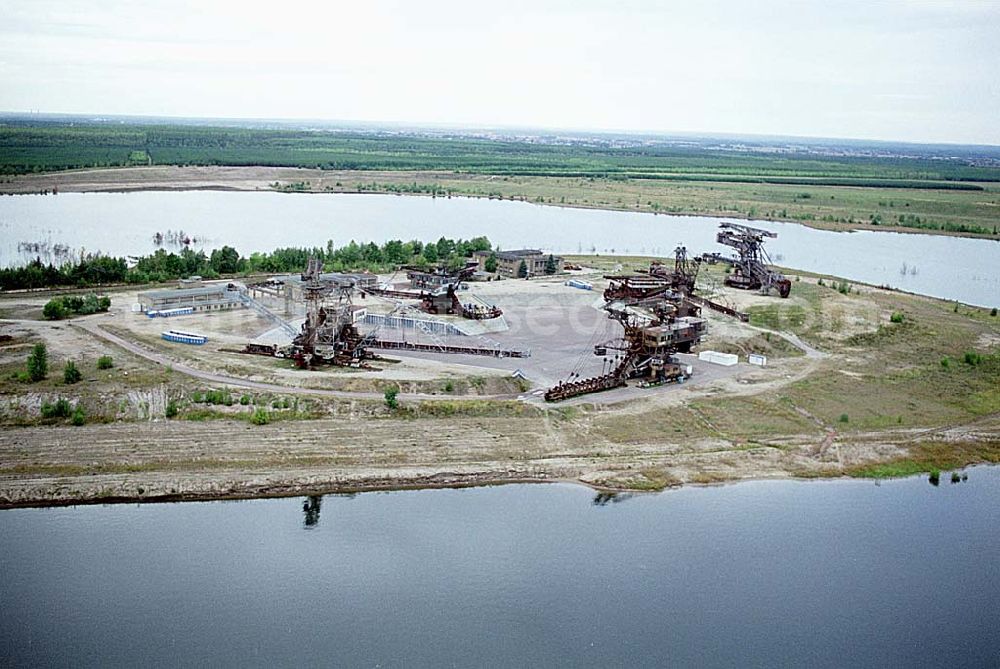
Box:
847, 440, 1000, 479
398, 400, 535, 419
845, 319, 916, 347
96, 355, 114, 370
609, 467, 682, 492
250, 408, 270, 425
193, 389, 233, 406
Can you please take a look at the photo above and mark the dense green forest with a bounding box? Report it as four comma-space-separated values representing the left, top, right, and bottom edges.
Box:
3, 120, 999, 187
0, 236, 492, 291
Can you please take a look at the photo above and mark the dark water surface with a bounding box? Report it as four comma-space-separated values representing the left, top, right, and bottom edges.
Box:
3, 470, 999, 667
2, 192, 998, 305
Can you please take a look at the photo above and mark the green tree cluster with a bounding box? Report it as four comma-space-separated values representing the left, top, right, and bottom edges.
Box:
43, 294, 111, 320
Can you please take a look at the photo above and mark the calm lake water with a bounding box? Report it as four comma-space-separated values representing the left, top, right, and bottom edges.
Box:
1, 191, 998, 306
2, 470, 999, 667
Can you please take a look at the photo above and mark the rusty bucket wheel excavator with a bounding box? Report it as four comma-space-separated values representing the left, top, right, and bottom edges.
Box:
702, 222, 791, 298
289, 258, 373, 369
544, 288, 707, 403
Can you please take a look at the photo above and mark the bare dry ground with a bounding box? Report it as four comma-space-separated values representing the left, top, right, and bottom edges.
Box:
1, 261, 998, 507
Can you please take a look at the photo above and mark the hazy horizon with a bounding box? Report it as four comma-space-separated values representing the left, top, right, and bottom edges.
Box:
2, 1, 998, 145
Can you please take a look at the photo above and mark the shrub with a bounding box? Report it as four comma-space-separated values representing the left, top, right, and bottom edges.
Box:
250, 408, 270, 425
239, 394, 250, 405
838, 413, 849, 423
950, 472, 961, 484
444, 380, 454, 393
27, 343, 48, 382
197, 389, 232, 405
963, 351, 982, 366
928, 470, 940, 486
63, 360, 82, 384
992, 307, 997, 317
71, 407, 86, 426
940, 357, 950, 368
384, 387, 399, 410
165, 400, 178, 418
96, 355, 114, 369
41, 397, 72, 419
889, 312, 905, 324
43, 299, 67, 320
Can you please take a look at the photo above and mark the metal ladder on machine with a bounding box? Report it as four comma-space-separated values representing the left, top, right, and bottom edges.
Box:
238, 292, 298, 339
413, 316, 449, 352
359, 296, 449, 353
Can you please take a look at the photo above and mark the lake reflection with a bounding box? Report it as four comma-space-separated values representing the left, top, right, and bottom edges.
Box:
3, 469, 999, 667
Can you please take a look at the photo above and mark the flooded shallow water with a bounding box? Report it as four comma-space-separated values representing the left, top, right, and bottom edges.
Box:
1, 191, 998, 305
2, 469, 999, 667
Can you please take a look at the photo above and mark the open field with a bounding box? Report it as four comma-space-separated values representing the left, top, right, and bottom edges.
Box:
3, 116, 1000, 238
1, 257, 998, 506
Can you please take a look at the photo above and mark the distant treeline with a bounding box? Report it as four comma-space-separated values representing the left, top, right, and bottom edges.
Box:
0, 236, 492, 291
3, 121, 999, 185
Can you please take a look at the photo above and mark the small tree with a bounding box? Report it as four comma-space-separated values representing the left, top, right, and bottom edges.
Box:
384, 386, 399, 410
71, 406, 86, 426
484, 253, 498, 273
63, 360, 82, 384
517, 260, 528, 278
544, 254, 557, 275
27, 343, 48, 382
43, 299, 66, 320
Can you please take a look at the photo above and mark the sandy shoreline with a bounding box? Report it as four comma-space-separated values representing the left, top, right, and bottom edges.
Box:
3, 411, 997, 509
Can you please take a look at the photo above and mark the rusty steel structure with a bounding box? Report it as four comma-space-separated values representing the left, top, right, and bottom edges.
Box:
285, 258, 373, 368
603, 246, 747, 322
649, 245, 701, 294
544, 300, 705, 402
705, 222, 791, 298
238, 258, 519, 366
367, 283, 502, 320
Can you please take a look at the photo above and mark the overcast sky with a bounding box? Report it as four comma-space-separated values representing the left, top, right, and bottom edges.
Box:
1, 0, 998, 144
